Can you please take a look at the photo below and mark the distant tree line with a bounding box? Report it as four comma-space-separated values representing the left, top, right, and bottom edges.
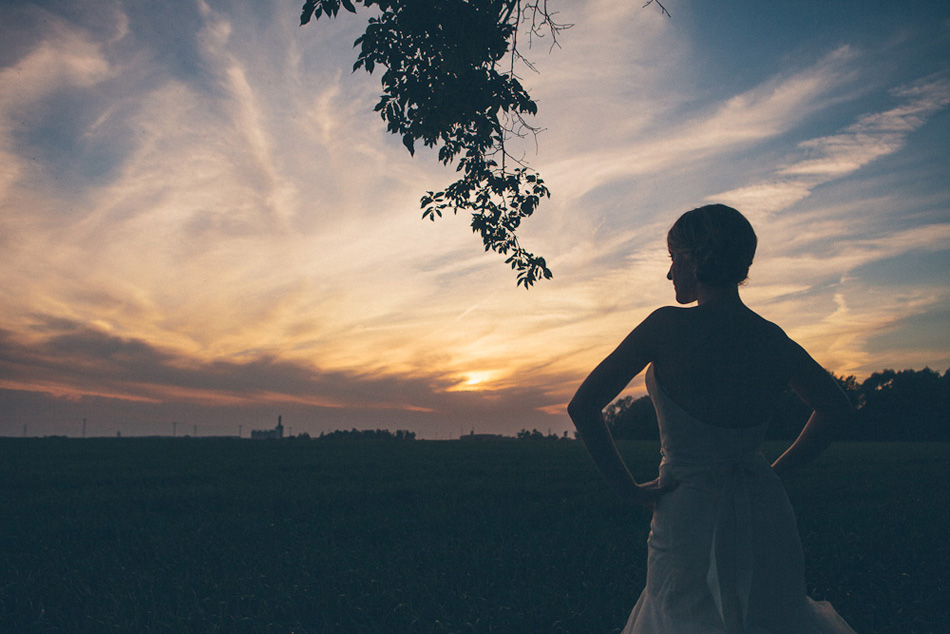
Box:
316, 428, 417, 441
605, 368, 950, 442
516, 428, 571, 441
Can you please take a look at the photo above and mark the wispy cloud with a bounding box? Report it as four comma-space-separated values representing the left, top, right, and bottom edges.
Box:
0, 16, 112, 197
542, 45, 859, 204
712, 74, 950, 214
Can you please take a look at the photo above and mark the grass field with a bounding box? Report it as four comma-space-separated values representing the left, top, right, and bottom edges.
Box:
1, 438, 947, 633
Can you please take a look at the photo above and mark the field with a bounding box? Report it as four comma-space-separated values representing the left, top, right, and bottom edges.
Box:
1, 438, 947, 633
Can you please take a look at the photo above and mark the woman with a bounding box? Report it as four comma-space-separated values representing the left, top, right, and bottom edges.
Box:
567, 205, 857, 633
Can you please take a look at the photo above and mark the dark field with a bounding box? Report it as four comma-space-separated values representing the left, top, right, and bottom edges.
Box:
1, 438, 947, 633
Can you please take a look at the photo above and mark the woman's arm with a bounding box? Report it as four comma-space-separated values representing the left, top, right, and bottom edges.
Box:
567, 310, 671, 506
771, 347, 853, 479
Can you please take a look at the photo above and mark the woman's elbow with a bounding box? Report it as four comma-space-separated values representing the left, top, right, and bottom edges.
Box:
566, 397, 584, 421
829, 386, 855, 421
567, 394, 596, 423
815, 393, 855, 432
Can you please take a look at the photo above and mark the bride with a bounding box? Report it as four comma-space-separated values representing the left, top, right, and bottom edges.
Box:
567, 205, 858, 633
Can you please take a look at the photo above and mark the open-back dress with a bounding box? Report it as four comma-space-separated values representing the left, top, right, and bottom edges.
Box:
621, 364, 857, 634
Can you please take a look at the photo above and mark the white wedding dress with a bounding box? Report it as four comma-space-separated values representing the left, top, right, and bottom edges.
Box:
621, 364, 857, 634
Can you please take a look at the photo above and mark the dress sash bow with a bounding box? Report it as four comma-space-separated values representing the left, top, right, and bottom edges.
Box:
705, 455, 764, 631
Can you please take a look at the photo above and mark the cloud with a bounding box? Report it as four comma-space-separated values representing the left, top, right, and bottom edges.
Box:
0, 12, 114, 196
711, 74, 950, 214
0, 319, 568, 437
540, 45, 859, 205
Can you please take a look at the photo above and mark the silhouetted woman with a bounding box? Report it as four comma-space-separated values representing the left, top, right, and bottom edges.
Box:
568, 205, 857, 633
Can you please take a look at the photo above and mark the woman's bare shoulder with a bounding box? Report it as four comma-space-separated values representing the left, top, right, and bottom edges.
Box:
746, 312, 812, 366
633, 305, 692, 338
639, 304, 806, 365
749, 312, 791, 337
643, 305, 692, 324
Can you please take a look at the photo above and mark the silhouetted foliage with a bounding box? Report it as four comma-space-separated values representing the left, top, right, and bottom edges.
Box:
604, 395, 658, 441
317, 428, 417, 441
855, 368, 950, 441
605, 367, 950, 441
516, 428, 563, 440
299, 0, 577, 286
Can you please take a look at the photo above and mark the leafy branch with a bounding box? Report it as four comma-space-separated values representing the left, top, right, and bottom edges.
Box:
300, 0, 566, 286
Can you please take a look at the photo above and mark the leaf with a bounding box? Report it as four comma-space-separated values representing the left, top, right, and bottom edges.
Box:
402, 134, 415, 156
299, 0, 317, 25
341, 0, 357, 13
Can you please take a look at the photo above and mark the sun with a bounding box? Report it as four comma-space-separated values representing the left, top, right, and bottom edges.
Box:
448, 370, 498, 392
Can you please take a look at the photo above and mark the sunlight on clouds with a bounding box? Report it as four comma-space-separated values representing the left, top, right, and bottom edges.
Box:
781, 288, 942, 377
447, 370, 500, 392
0, 4, 468, 382
0, 378, 162, 404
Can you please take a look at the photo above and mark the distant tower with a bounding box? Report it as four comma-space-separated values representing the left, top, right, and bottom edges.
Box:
250, 415, 284, 439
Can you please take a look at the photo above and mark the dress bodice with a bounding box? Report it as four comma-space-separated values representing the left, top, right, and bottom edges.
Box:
645, 363, 769, 467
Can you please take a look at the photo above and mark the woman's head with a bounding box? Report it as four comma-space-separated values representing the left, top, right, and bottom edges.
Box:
667, 204, 757, 287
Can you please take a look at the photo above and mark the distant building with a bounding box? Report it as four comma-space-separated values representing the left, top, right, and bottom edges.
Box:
251, 415, 284, 439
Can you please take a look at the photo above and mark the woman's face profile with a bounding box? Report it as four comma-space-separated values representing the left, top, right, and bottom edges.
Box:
667, 251, 698, 304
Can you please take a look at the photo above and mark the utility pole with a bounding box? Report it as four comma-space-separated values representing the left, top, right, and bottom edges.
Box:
82, 418, 86, 438
193, 424, 197, 437
22, 424, 27, 437
238, 425, 242, 438
173, 421, 177, 437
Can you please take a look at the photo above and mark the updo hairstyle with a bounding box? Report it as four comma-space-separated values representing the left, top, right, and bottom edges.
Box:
667, 204, 757, 286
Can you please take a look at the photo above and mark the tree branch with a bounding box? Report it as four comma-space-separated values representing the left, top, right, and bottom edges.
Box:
299, 1, 661, 286
642, 0, 671, 18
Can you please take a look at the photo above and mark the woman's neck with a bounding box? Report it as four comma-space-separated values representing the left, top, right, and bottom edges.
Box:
695, 283, 742, 307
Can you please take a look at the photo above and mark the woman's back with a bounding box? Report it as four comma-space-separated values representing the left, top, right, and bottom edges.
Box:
648, 302, 806, 428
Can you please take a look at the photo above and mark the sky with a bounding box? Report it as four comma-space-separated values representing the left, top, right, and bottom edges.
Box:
1, 0, 948, 439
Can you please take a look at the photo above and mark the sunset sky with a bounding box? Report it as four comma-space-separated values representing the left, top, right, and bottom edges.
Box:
1, 0, 948, 439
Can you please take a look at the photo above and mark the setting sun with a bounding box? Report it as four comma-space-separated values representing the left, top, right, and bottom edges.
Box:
449, 371, 501, 392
